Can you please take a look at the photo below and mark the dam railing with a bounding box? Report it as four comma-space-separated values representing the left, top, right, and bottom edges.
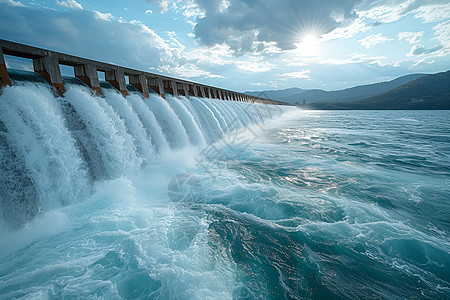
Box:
0, 39, 289, 106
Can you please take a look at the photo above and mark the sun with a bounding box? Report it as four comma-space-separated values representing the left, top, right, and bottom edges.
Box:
300, 34, 320, 55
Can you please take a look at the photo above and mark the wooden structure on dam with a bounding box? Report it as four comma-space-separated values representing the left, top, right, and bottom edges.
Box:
0, 39, 289, 105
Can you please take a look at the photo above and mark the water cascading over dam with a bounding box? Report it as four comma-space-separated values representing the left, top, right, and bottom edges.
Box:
0, 40, 292, 228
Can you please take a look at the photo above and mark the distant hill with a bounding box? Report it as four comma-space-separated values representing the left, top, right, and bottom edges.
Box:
245, 74, 425, 104
312, 70, 450, 110
244, 87, 306, 102
285, 74, 425, 104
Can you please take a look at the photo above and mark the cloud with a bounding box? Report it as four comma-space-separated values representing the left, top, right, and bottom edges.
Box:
170, 63, 224, 78
0, 4, 181, 76
433, 20, 450, 51
192, 0, 360, 55
141, 0, 169, 13
281, 70, 311, 79
235, 60, 274, 72
355, 0, 415, 24
158, 0, 169, 12
398, 31, 423, 44
0, 0, 24, 7
411, 2, 450, 23
358, 33, 393, 49
56, 0, 83, 10
322, 18, 370, 41
145, 9, 153, 14
408, 44, 443, 56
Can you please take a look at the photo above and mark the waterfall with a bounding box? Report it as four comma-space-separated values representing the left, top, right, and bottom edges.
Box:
0, 80, 289, 228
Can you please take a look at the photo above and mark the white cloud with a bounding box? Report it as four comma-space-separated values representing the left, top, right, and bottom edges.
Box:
413, 3, 450, 23
159, 0, 169, 12
236, 60, 274, 72
281, 70, 311, 79
0, 5, 181, 76
322, 18, 370, 41
408, 44, 443, 56
0, 0, 25, 7
145, 9, 153, 14
356, 0, 415, 24
398, 31, 423, 44
358, 33, 393, 49
93, 10, 113, 21
140, 0, 170, 13
412, 57, 435, 67
249, 82, 266, 87
433, 20, 450, 50
178, 0, 204, 19
183, 44, 232, 65
307, 53, 391, 66
56, 0, 83, 10
169, 63, 223, 78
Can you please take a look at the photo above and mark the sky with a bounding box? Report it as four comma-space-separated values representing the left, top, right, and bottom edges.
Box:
0, 0, 449, 92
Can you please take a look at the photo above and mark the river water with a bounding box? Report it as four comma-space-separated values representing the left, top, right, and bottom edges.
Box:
0, 81, 449, 299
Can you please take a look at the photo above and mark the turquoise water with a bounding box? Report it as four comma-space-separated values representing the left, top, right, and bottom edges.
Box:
0, 82, 449, 299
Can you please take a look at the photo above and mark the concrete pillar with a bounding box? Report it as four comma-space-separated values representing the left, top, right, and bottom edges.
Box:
191, 84, 198, 97
129, 74, 149, 98
217, 90, 223, 100
106, 69, 127, 97
33, 55, 65, 96
207, 87, 212, 98
178, 82, 189, 99
0, 48, 11, 88
199, 86, 206, 98
74, 64, 101, 95
148, 77, 165, 99
170, 80, 179, 98
212, 88, 218, 99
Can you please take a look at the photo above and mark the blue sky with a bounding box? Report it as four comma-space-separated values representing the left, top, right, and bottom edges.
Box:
0, 0, 449, 92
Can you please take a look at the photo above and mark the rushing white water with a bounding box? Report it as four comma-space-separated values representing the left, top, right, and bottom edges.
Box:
0, 82, 288, 229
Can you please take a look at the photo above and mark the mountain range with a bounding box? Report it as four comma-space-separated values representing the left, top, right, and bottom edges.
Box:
245, 71, 450, 109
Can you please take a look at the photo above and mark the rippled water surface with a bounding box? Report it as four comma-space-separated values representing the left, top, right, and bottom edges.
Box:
1, 93, 449, 300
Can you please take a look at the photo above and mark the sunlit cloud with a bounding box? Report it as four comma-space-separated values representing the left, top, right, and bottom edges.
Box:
398, 31, 423, 44
281, 70, 311, 79
356, 0, 415, 24
322, 18, 370, 41
408, 44, 443, 56
412, 57, 435, 66
359, 33, 393, 49
56, 0, 83, 10
0, 0, 24, 7
412, 3, 450, 23
169, 63, 224, 78
236, 60, 274, 72
433, 20, 450, 52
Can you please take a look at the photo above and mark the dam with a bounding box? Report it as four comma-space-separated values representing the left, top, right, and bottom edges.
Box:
0, 39, 293, 229
0, 39, 288, 105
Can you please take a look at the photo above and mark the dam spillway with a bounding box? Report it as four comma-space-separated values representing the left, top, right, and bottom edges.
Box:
0, 40, 293, 229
